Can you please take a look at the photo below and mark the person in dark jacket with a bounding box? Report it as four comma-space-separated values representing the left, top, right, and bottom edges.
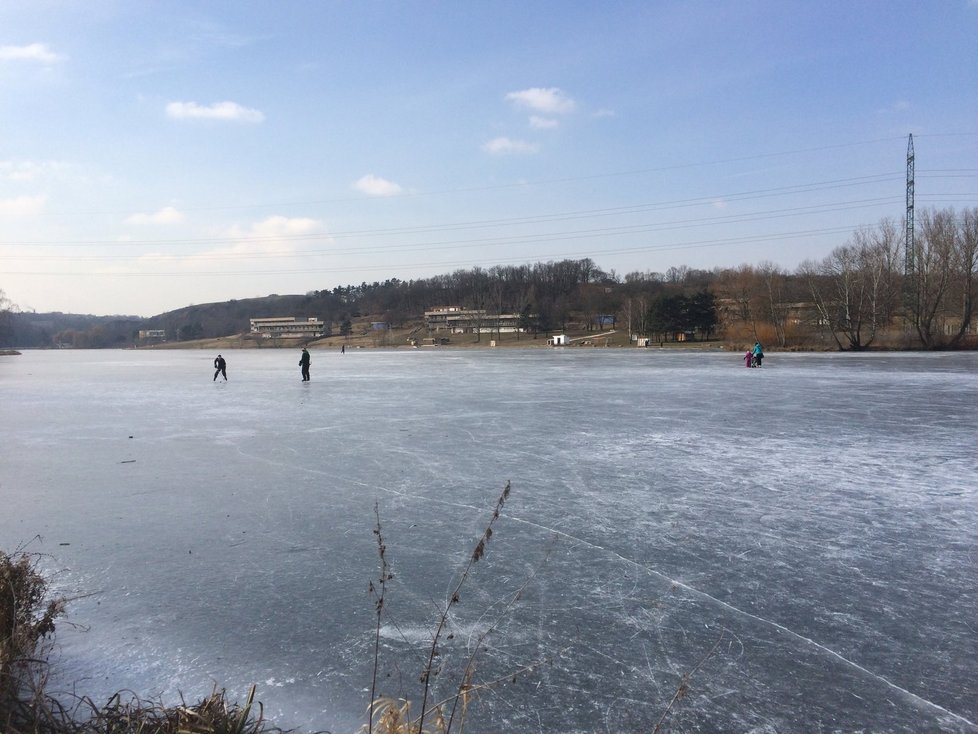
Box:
299, 347, 311, 381
213, 354, 227, 381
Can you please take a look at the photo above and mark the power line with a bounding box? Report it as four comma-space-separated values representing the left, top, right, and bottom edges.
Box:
1, 196, 902, 264
0, 224, 874, 277
1, 173, 908, 249
27, 136, 920, 218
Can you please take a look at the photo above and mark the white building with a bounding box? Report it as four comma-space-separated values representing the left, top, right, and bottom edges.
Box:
250, 317, 324, 338
424, 306, 525, 334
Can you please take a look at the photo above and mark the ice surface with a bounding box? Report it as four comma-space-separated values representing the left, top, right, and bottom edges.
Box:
2, 348, 977, 733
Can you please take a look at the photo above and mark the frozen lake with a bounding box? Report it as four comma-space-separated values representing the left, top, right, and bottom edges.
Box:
1, 347, 977, 733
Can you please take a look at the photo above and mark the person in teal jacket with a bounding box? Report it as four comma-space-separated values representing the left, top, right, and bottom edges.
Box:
752, 342, 764, 367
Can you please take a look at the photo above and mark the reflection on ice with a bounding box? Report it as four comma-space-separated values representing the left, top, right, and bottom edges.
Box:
2, 348, 977, 733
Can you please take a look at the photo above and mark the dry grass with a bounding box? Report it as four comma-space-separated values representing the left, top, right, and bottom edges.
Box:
1, 549, 279, 734
1, 547, 65, 733
75, 684, 274, 734
361, 481, 562, 734
361, 698, 448, 734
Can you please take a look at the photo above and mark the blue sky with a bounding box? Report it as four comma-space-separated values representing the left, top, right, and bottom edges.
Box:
2, 1, 976, 317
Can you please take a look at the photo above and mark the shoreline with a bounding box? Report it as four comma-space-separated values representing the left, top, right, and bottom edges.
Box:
6, 342, 969, 353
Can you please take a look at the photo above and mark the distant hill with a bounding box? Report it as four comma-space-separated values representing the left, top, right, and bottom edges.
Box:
3, 311, 143, 348
3, 292, 350, 348
145, 293, 334, 343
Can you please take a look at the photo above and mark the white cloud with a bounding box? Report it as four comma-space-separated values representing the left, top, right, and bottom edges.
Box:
482, 137, 540, 155
165, 100, 265, 123
244, 215, 321, 238
0, 195, 46, 219
354, 174, 403, 197
877, 99, 910, 114
529, 115, 559, 130
220, 215, 325, 254
0, 43, 65, 63
0, 160, 68, 183
125, 206, 185, 225
139, 215, 327, 272
505, 87, 576, 114
211, 215, 325, 261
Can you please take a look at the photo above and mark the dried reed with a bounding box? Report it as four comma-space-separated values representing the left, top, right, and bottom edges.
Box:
362, 481, 555, 734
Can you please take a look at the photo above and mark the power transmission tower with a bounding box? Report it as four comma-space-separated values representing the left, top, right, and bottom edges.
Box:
903, 134, 916, 333
905, 133, 914, 276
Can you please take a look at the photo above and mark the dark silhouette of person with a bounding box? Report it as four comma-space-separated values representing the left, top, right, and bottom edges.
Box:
213, 354, 227, 381
299, 347, 311, 381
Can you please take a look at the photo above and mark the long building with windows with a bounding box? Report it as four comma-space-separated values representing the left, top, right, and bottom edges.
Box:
249, 317, 324, 338
424, 306, 525, 334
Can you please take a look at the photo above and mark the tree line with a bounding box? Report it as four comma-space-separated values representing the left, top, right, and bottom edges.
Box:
2, 206, 975, 350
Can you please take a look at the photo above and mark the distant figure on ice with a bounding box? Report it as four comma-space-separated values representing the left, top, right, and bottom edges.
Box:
299, 347, 311, 381
341, 344, 345, 354
213, 354, 227, 381
744, 350, 754, 368
752, 342, 764, 367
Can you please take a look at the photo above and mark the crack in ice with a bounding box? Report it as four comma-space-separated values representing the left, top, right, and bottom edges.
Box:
507, 515, 978, 729
242, 453, 978, 729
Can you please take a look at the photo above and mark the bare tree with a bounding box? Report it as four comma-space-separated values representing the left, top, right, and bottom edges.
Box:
665, 265, 690, 285
910, 208, 958, 347
0, 289, 18, 347
798, 221, 901, 350
713, 265, 762, 344
947, 206, 978, 347
850, 220, 901, 345
756, 262, 789, 348
866, 218, 903, 332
